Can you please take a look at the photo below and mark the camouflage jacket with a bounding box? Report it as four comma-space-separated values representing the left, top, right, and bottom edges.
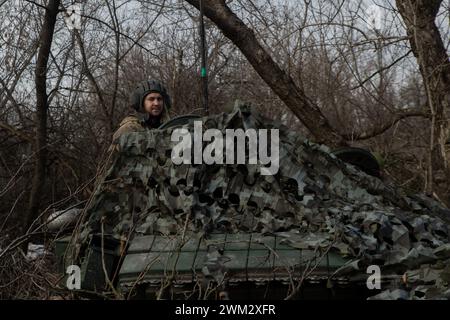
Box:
112, 115, 145, 142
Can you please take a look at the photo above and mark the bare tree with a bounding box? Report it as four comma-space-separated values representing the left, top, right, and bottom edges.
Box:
24, 0, 61, 235
185, 0, 345, 147
396, 0, 450, 196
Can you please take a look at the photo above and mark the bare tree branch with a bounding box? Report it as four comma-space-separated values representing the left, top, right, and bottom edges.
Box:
185, 0, 345, 147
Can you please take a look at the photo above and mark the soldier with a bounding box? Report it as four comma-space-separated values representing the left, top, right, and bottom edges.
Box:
112, 79, 171, 141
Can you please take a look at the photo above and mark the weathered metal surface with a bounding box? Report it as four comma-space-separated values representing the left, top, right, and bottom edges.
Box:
118, 233, 349, 288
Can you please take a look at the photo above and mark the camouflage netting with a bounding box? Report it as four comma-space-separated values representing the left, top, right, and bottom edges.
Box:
77, 105, 450, 299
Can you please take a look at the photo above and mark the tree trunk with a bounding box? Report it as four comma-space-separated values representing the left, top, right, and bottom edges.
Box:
24, 0, 61, 235
185, 0, 345, 147
396, 0, 450, 196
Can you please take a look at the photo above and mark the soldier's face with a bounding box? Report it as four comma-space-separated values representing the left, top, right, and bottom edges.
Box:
143, 92, 164, 117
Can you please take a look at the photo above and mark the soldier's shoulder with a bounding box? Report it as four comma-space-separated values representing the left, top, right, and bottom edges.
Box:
119, 115, 141, 127
112, 115, 143, 141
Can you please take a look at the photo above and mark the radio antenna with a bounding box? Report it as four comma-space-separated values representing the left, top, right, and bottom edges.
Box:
199, 0, 209, 115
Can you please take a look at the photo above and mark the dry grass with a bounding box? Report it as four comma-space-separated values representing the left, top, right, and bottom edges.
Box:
0, 234, 67, 300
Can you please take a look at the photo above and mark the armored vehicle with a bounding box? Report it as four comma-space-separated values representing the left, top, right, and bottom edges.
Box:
55, 104, 450, 300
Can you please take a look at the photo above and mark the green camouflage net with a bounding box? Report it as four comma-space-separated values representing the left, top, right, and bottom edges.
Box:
77, 105, 450, 299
